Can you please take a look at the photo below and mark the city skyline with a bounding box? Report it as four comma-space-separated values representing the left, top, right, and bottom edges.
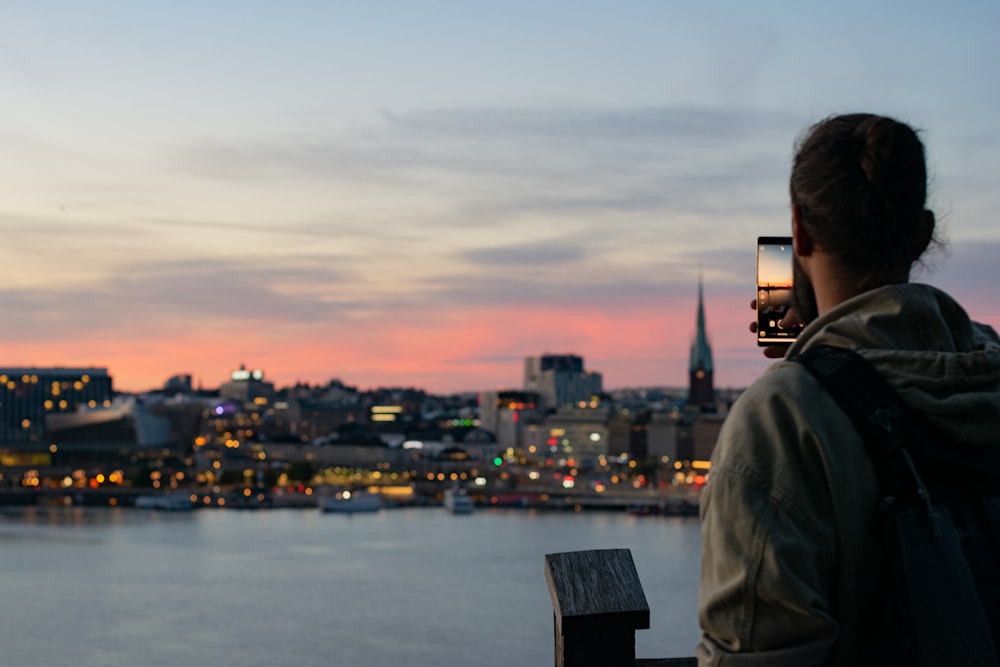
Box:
2, 2, 998, 394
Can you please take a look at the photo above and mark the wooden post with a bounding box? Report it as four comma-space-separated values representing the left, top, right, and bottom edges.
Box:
544, 548, 651, 667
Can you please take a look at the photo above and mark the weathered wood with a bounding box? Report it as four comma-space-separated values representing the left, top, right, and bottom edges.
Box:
545, 548, 650, 633
545, 548, 651, 667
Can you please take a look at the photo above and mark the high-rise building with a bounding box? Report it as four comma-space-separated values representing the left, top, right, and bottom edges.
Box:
688, 277, 715, 410
0, 367, 112, 447
523, 354, 602, 409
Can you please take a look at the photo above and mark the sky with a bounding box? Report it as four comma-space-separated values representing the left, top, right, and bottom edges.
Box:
2, 1, 999, 394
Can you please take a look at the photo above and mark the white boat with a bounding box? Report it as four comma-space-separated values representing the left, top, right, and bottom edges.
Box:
443, 487, 474, 514
135, 492, 194, 511
319, 489, 381, 513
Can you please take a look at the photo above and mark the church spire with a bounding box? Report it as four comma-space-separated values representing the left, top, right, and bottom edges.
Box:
688, 273, 715, 409
690, 273, 713, 373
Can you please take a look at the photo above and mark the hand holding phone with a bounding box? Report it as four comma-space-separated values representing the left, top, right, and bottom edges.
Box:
756, 236, 801, 347
749, 300, 799, 358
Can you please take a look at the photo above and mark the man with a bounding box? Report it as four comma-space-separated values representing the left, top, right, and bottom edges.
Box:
697, 113, 1000, 665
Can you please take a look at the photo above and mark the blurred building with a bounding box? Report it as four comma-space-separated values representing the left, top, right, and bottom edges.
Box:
523, 354, 602, 409
524, 403, 611, 466
219, 365, 275, 408
608, 409, 650, 461
0, 367, 112, 447
163, 374, 193, 393
647, 412, 681, 463
688, 278, 715, 411
645, 279, 727, 470
478, 390, 542, 452
688, 414, 724, 461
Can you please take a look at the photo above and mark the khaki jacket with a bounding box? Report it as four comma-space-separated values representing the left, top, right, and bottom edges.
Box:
697, 283, 1000, 666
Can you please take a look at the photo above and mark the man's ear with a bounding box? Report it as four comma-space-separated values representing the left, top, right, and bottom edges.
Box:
791, 204, 814, 256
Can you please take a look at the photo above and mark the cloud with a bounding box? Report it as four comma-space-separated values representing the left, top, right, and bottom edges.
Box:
464, 242, 590, 267
173, 105, 796, 227
149, 105, 796, 329
0, 240, 632, 344
0, 257, 365, 342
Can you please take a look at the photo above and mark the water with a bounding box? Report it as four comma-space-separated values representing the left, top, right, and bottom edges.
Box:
0, 506, 701, 666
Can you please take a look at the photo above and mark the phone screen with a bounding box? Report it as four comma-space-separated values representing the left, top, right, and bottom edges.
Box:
756, 236, 798, 345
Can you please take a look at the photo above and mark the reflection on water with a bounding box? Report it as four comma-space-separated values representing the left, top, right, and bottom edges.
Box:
0, 507, 701, 666
2, 505, 120, 527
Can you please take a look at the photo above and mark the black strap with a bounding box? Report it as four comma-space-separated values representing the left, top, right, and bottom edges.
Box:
793, 346, 904, 450
792, 345, 923, 508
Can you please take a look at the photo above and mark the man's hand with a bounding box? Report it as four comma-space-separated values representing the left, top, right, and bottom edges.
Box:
750, 300, 802, 359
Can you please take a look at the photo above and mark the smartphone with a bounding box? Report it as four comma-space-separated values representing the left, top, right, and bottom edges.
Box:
756, 236, 798, 345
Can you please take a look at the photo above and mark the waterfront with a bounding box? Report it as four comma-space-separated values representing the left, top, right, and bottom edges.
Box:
0, 506, 701, 666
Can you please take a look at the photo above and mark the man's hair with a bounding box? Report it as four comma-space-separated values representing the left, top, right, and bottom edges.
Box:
790, 113, 933, 275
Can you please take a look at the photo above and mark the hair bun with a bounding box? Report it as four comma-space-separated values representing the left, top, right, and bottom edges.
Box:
790, 113, 931, 274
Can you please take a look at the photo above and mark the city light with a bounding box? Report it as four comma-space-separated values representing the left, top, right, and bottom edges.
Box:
0, 349, 722, 519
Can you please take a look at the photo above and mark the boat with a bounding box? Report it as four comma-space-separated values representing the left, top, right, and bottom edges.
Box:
319, 489, 381, 514
135, 492, 195, 511
443, 487, 474, 514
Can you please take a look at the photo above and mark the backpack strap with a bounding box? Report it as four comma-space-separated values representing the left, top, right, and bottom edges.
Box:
791, 344, 998, 666
792, 345, 925, 508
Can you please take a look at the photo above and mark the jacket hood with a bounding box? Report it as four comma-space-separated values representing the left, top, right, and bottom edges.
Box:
784, 283, 1000, 447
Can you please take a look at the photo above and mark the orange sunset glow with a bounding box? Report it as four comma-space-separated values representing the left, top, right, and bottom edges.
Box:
4, 292, 766, 394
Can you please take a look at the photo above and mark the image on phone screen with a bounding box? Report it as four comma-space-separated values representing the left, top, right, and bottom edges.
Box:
756, 236, 798, 345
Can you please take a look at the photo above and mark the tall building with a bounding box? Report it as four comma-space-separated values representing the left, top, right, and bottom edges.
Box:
688, 277, 715, 410
523, 354, 602, 409
0, 367, 113, 447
